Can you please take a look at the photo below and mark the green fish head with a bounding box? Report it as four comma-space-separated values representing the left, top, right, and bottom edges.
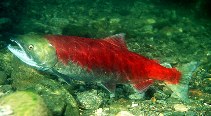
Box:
7, 33, 57, 71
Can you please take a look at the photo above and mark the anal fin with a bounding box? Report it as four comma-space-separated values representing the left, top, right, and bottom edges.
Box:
100, 82, 116, 94
133, 79, 154, 92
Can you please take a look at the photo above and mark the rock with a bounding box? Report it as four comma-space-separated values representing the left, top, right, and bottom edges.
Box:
0, 85, 13, 97
0, 105, 13, 116
0, 52, 14, 75
109, 18, 120, 25
49, 18, 69, 28
0, 71, 7, 85
0, 18, 11, 25
153, 87, 172, 100
142, 25, 153, 34
76, 89, 103, 109
116, 111, 134, 116
128, 92, 144, 100
146, 18, 156, 24
94, 108, 103, 115
0, 40, 7, 50
174, 104, 188, 112
0, 18, 11, 31
10, 62, 79, 116
0, 91, 51, 116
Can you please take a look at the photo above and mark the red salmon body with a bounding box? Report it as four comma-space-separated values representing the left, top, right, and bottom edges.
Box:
46, 34, 181, 91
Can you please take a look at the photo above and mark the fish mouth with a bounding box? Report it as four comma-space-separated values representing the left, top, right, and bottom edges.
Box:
8, 39, 25, 55
7, 38, 41, 68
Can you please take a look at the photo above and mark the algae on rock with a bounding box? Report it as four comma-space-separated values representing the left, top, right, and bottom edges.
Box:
0, 91, 51, 116
10, 58, 79, 116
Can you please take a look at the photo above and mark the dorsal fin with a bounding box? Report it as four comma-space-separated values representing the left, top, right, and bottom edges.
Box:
103, 33, 127, 50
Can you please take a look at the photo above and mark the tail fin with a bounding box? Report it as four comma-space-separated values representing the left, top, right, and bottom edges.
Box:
166, 61, 198, 101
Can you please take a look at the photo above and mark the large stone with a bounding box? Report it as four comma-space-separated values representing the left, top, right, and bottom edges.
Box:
76, 89, 103, 109
10, 59, 79, 116
0, 91, 51, 116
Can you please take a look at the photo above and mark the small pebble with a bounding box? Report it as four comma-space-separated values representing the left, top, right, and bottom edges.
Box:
95, 108, 103, 115
76, 89, 103, 109
146, 18, 156, 24
116, 111, 134, 116
174, 104, 188, 112
131, 102, 138, 107
129, 92, 144, 100
0, 105, 13, 116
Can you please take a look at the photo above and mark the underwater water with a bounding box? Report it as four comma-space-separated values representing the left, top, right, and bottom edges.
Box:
0, 0, 211, 115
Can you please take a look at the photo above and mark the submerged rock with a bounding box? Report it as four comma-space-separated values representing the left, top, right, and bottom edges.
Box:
0, 18, 12, 31
0, 18, 11, 26
10, 59, 79, 116
0, 71, 7, 85
0, 51, 13, 75
76, 89, 103, 109
174, 104, 189, 112
116, 111, 134, 116
0, 91, 51, 116
0, 85, 13, 97
0, 105, 13, 116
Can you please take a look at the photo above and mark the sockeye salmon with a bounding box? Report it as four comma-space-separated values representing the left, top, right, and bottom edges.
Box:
7, 33, 181, 93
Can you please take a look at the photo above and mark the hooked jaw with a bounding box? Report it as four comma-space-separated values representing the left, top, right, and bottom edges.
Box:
7, 39, 41, 69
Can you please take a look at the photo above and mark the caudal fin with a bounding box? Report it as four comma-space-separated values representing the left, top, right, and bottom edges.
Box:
167, 61, 198, 101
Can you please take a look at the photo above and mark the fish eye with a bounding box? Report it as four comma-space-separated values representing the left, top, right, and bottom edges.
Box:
28, 44, 34, 50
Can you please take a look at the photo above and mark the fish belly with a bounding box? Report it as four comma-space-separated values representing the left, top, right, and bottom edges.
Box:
52, 61, 123, 84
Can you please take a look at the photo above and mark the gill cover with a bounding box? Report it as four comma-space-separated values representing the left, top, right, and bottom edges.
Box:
8, 33, 58, 70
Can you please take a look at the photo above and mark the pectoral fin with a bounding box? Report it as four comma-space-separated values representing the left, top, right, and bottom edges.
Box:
132, 79, 154, 92
100, 82, 116, 93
